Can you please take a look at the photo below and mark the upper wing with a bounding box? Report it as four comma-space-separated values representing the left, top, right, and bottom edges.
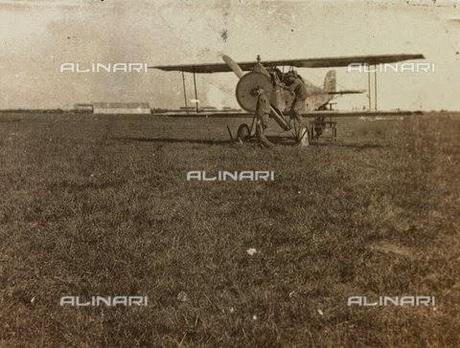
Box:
149, 54, 425, 74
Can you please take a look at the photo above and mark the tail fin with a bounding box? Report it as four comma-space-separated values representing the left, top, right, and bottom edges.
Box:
324, 70, 336, 93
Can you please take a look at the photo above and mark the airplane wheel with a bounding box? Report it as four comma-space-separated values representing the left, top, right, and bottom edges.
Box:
236, 123, 250, 143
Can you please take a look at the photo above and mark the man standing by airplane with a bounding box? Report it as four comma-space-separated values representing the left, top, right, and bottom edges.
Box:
255, 89, 274, 148
285, 70, 308, 125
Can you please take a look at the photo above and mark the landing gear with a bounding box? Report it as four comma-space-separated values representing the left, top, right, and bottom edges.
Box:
230, 70, 318, 148
236, 123, 251, 143
289, 116, 310, 147
255, 122, 274, 148
295, 127, 310, 146
308, 116, 337, 143
234, 90, 275, 147
235, 121, 273, 148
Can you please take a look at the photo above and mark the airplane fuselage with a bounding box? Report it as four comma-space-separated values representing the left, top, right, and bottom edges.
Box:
271, 78, 334, 113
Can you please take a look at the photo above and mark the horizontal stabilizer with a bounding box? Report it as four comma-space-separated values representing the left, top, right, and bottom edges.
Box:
326, 90, 365, 95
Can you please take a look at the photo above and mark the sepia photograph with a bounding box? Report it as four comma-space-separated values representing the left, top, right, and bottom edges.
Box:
0, 0, 459, 346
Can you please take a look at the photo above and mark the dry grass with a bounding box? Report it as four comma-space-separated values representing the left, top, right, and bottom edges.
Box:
0, 112, 459, 347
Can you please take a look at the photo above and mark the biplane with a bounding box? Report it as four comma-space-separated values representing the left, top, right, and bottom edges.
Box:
150, 53, 425, 145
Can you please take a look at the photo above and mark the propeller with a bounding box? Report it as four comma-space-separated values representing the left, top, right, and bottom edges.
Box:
222, 54, 291, 131
222, 55, 244, 78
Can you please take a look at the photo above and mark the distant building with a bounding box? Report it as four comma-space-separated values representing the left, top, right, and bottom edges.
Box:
179, 106, 195, 111
178, 105, 218, 112
74, 103, 94, 113
201, 106, 217, 111
92, 102, 151, 115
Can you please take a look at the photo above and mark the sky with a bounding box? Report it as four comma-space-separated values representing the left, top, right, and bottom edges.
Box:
0, 0, 459, 111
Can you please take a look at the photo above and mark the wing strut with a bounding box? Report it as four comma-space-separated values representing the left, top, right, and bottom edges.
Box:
365, 66, 378, 111
374, 70, 378, 111
181, 70, 188, 113
193, 72, 199, 113
367, 68, 371, 111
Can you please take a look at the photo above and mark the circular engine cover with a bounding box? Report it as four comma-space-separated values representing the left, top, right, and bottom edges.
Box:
235, 72, 273, 112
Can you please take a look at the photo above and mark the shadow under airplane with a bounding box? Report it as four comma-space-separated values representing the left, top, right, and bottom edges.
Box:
111, 136, 386, 149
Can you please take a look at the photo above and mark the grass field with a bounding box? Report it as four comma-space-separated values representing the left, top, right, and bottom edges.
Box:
0, 112, 459, 347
